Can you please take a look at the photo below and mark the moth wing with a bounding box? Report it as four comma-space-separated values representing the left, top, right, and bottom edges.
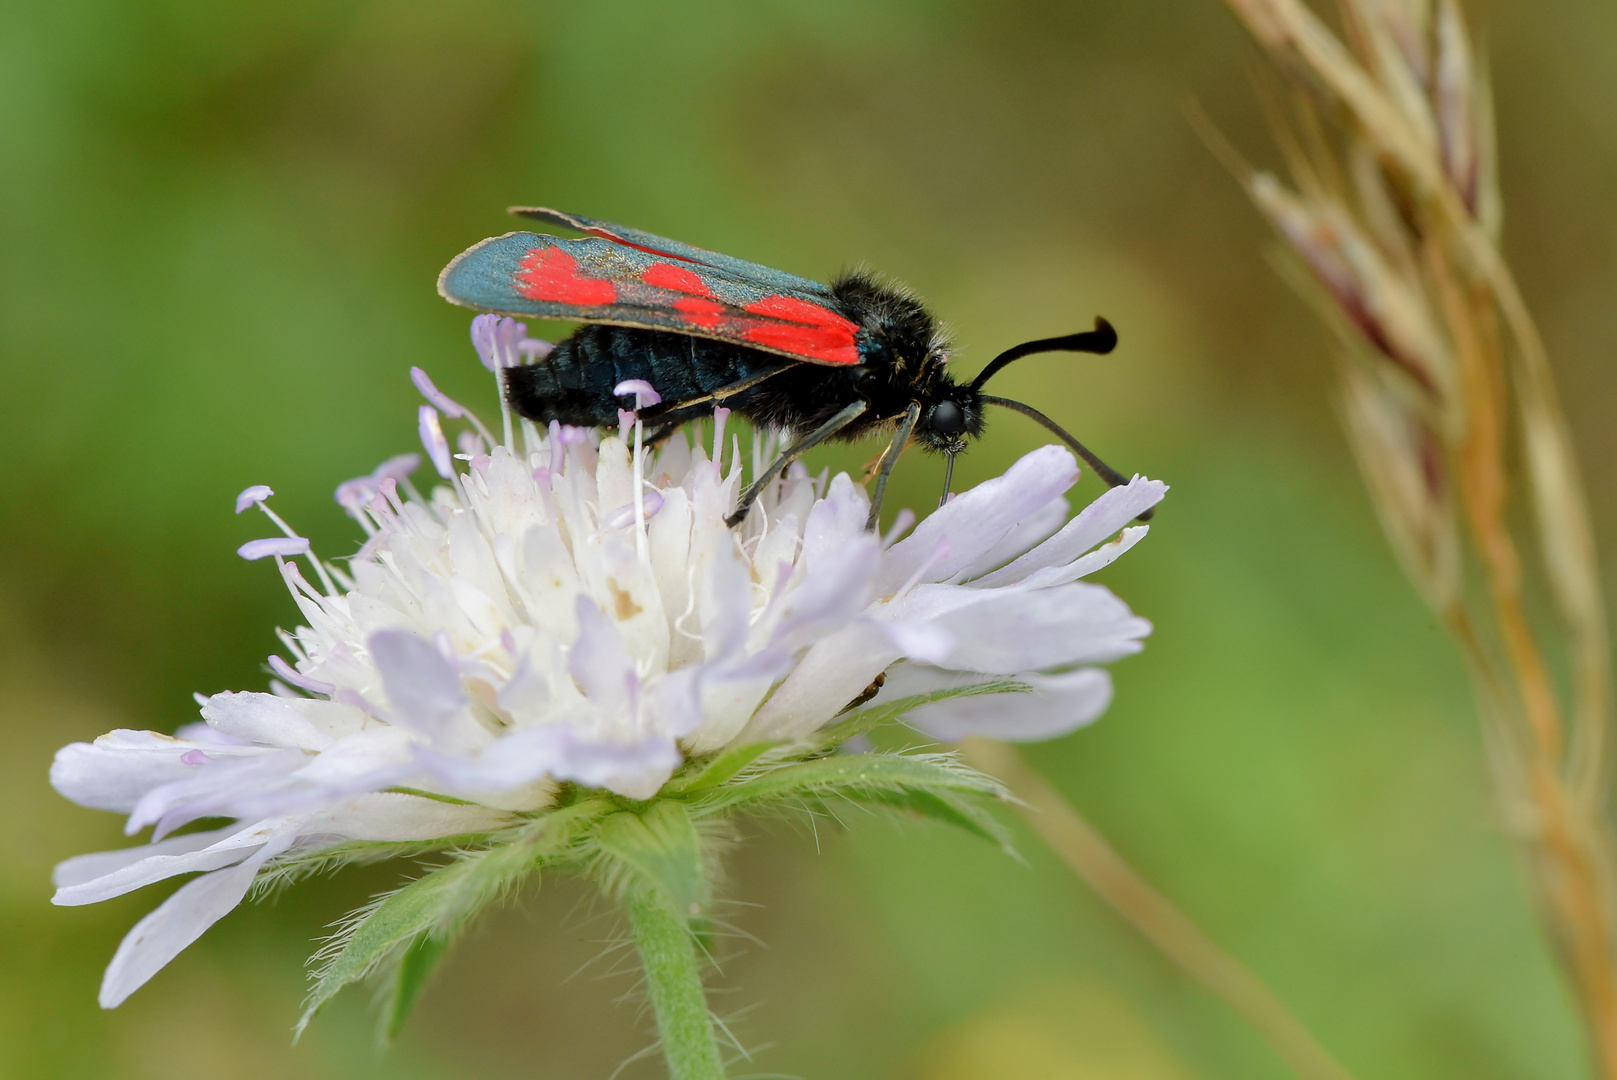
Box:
508, 207, 834, 299
438, 229, 862, 367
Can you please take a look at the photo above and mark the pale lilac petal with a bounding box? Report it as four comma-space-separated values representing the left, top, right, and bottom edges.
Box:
221, 731, 422, 822
237, 537, 311, 561
881, 621, 955, 663
699, 542, 753, 662
887, 582, 1150, 673
419, 405, 452, 478
97, 827, 295, 1008
417, 726, 680, 802
127, 751, 306, 837
742, 623, 899, 741
972, 476, 1167, 587
234, 485, 274, 514
954, 495, 1069, 580
767, 534, 881, 654
901, 668, 1114, 742
52, 826, 237, 890
642, 666, 705, 740
570, 597, 635, 712
411, 366, 466, 418
877, 445, 1078, 593
1013, 524, 1149, 589
369, 630, 467, 737
518, 338, 554, 360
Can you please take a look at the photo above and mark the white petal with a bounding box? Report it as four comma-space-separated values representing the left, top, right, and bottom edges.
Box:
698, 537, 752, 663
972, 476, 1166, 586
54, 819, 291, 906
299, 792, 515, 841
51, 731, 279, 814
201, 691, 334, 751
52, 826, 237, 890
903, 668, 1114, 741
801, 473, 870, 570
877, 445, 1077, 593
97, 828, 294, 1008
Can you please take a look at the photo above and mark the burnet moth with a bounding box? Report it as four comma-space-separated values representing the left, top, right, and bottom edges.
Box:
438, 208, 1144, 529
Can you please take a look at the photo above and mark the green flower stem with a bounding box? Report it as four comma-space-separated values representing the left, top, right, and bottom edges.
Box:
625, 889, 724, 1080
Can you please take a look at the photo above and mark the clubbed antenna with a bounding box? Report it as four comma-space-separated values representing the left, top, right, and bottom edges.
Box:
968, 317, 1118, 392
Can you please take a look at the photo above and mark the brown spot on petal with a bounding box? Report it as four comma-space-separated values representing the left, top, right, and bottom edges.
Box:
608, 578, 642, 620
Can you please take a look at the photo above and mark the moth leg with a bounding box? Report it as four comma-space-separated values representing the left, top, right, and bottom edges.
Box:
635, 362, 795, 425
864, 401, 922, 531
725, 399, 869, 528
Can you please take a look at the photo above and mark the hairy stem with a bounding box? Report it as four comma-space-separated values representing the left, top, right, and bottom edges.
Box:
962, 739, 1356, 1080
625, 890, 725, 1080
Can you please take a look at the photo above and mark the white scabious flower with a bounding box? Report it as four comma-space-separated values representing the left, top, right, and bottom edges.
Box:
51, 315, 1166, 1012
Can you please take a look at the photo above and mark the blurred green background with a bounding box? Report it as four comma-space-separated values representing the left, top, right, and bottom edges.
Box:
3, 1, 1615, 1077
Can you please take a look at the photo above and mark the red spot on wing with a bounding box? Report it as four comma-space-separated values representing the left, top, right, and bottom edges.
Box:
514, 248, 617, 306
739, 294, 860, 365
643, 262, 712, 296
740, 322, 860, 365
673, 296, 725, 329
744, 294, 857, 331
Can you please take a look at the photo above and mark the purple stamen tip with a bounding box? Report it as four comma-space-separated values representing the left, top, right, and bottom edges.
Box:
411, 366, 466, 419
374, 454, 420, 483
613, 379, 662, 408
470, 314, 499, 371
419, 406, 453, 478
235, 485, 274, 514
238, 537, 312, 561
180, 749, 210, 766
268, 654, 336, 695
604, 488, 666, 529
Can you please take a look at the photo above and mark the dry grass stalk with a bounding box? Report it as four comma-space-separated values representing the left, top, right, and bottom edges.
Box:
1218, 0, 1617, 1071
962, 739, 1357, 1080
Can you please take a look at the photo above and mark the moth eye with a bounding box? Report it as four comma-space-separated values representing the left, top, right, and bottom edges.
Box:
929, 401, 966, 435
